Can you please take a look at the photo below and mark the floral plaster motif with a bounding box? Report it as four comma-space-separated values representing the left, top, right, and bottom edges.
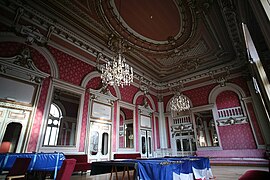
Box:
135, 95, 152, 109
48, 46, 94, 85
119, 85, 139, 103
216, 90, 240, 109
0, 42, 51, 74
247, 103, 265, 145
27, 78, 50, 152
218, 124, 256, 150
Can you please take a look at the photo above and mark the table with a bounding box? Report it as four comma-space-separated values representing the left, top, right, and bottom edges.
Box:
91, 160, 137, 180
90, 157, 214, 180
0, 152, 65, 180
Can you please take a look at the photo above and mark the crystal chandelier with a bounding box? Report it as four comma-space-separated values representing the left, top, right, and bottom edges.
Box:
170, 92, 190, 112
101, 53, 133, 87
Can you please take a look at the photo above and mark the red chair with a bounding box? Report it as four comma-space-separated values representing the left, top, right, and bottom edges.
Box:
55, 159, 76, 180
5, 158, 32, 180
0, 142, 11, 153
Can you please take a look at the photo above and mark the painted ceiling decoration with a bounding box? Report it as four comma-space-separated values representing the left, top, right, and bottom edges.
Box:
2, 0, 250, 90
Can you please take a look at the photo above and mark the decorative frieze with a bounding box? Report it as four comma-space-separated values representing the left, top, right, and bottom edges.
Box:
217, 116, 248, 126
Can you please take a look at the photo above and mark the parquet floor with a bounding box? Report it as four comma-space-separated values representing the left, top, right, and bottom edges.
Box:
70, 165, 268, 180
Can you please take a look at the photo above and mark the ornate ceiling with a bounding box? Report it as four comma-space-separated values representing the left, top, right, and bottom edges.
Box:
0, 0, 252, 89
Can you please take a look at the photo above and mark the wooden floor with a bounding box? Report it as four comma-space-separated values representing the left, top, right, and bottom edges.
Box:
70, 165, 268, 180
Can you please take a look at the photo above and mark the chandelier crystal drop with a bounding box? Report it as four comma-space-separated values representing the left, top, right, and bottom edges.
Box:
101, 53, 133, 87
170, 93, 190, 112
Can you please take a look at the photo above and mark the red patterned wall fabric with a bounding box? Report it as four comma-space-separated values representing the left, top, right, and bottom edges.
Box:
135, 106, 139, 151
112, 101, 117, 152
163, 94, 173, 112
48, 46, 94, 85
165, 117, 171, 148
87, 77, 102, 90
163, 84, 216, 112
247, 103, 265, 145
108, 86, 117, 97
0, 42, 51, 74
119, 85, 139, 103
185, 84, 216, 107
216, 90, 241, 109
149, 93, 158, 111
152, 116, 156, 151
155, 117, 160, 149
27, 78, 50, 152
230, 77, 250, 96
218, 124, 256, 150
79, 91, 90, 152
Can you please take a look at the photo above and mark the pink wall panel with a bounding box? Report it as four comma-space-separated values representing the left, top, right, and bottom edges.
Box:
155, 117, 160, 149
163, 94, 173, 112
79, 91, 89, 152
48, 46, 94, 85
0, 42, 51, 74
149, 93, 158, 112
108, 86, 117, 97
152, 116, 155, 150
135, 106, 139, 151
247, 103, 265, 145
165, 117, 171, 148
216, 90, 241, 109
163, 84, 216, 112
119, 85, 139, 103
230, 77, 250, 96
88, 77, 102, 90
185, 84, 216, 107
218, 124, 256, 150
27, 78, 50, 152
112, 101, 117, 152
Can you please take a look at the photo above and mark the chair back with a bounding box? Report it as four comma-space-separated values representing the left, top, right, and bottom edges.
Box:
6, 158, 31, 178
0, 141, 11, 153
56, 159, 76, 180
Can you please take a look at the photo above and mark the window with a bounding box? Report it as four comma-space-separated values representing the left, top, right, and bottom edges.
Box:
43, 103, 62, 146
43, 88, 80, 147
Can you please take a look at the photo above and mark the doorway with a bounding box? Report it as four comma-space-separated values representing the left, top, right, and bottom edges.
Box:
0, 107, 30, 153
88, 122, 111, 162
140, 129, 153, 158
175, 134, 196, 156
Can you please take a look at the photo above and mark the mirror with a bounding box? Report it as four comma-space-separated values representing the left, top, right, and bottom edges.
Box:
119, 106, 134, 148
195, 110, 219, 147
43, 88, 80, 146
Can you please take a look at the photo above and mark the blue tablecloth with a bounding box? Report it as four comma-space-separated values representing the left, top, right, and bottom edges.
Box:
0, 152, 65, 179
125, 156, 213, 180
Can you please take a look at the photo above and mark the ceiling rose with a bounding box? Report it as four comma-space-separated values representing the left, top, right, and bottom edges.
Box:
101, 0, 196, 53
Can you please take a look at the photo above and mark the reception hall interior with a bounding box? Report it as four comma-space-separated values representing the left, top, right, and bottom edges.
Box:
0, 0, 269, 179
